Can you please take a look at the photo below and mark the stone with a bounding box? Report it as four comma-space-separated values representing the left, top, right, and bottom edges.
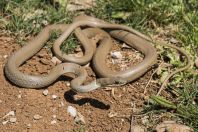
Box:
33, 114, 42, 120
67, 106, 77, 117
51, 120, 57, 125
111, 51, 122, 59
52, 95, 58, 99
10, 117, 17, 123
42, 89, 48, 96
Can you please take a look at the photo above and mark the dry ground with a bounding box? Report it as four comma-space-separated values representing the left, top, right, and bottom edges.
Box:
0, 34, 160, 132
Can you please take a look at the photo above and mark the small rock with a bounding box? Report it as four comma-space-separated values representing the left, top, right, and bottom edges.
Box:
17, 94, 22, 98
66, 82, 70, 87
195, 57, 198, 68
2, 120, 9, 125
3, 55, 8, 59
9, 117, 17, 123
33, 114, 42, 120
111, 51, 122, 59
52, 95, 58, 99
27, 123, 31, 128
52, 115, 56, 118
0, 100, 3, 103
75, 112, 86, 124
51, 56, 62, 65
42, 89, 48, 96
67, 106, 77, 117
51, 120, 57, 125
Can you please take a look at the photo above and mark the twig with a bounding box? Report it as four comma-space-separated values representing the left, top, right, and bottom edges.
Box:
130, 102, 136, 132
144, 67, 159, 94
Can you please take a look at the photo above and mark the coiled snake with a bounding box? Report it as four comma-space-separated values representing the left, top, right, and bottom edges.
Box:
4, 15, 190, 94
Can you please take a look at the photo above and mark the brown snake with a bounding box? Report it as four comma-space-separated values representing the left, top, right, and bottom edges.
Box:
4, 15, 190, 94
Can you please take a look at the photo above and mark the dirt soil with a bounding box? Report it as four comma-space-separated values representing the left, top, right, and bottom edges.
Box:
0, 34, 160, 132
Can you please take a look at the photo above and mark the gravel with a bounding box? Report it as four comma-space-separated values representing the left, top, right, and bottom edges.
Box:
51, 120, 57, 125
42, 89, 48, 96
33, 114, 42, 120
52, 95, 58, 99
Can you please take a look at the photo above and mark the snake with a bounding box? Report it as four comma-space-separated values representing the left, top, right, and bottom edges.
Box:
4, 15, 190, 94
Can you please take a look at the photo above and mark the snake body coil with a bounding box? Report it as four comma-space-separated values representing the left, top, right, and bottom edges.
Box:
4, 15, 158, 92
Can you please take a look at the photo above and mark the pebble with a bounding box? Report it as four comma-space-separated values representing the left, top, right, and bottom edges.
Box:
52, 115, 56, 118
66, 82, 70, 87
111, 51, 122, 59
27, 123, 31, 128
3, 55, 8, 59
51, 120, 57, 125
42, 89, 48, 96
67, 106, 77, 117
33, 114, 42, 120
10, 117, 17, 123
17, 94, 22, 98
52, 95, 58, 99
195, 57, 198, 68
2, 120, 9, 125
0, 100, 2, 103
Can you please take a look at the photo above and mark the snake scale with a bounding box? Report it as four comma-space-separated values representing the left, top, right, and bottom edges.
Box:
4, 15, 190, 94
